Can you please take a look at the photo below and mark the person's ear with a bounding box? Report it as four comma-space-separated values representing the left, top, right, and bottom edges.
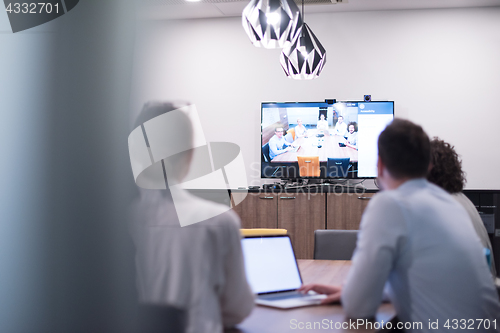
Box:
377, 158, 384, 179
427, 162, 433, 173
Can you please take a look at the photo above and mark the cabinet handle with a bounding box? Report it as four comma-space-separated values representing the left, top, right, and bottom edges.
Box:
280, 197, 296, 200
259, 197, 274, 199
358, 197, 371, 200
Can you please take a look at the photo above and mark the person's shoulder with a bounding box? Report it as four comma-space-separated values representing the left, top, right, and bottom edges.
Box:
396, 179, 444, 197
368, 187, 418, 216
370, 189, 400, 205
363, 190, 403, 217
399, 180, 466, 214
424, 181, 461, 205
130, 191, 179, 228
186, 193, 241, 228
451, 192, 477, 216
451, 192, 470, 206
359, 190, 408, 231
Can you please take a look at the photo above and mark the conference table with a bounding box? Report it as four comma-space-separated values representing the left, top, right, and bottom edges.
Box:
271, 130, 358, 163
227, 260, 395, 333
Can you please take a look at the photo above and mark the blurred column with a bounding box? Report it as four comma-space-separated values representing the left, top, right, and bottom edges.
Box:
0, 0, 139, 331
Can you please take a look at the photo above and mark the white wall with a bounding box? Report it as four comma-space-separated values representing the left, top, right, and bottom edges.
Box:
131, 7, 500, 189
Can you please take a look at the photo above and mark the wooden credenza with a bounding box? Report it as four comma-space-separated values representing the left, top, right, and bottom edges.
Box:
231, 192, 278, 229
326, 192, 375, 229
278, 192, 325, 259
231, 189, 375, 259
193, 188, 499, 275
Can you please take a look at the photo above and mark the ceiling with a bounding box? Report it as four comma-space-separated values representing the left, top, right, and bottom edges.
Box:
139, 0, 500, 21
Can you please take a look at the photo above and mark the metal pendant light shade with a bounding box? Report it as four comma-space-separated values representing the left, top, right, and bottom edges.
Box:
242, 0, 302, 49
280, 23, 326, 79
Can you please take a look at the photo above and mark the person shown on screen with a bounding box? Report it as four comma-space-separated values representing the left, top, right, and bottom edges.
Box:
299, 119, 500, 330
427, 137, 496, 277
294, 118, 308, 139
316, 114, 328, 131
269, 126, 294, 160
130, 102, 254, 333
344, 122, 358, 149
333, 115, 347, 136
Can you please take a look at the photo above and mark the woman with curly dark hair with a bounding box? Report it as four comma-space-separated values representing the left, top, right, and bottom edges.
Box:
428, 138, 496, 277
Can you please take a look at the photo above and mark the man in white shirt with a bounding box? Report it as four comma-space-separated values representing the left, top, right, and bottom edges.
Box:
130, 102, 254, 333
268, 126, 294, 160
300, 119, 500, 332
333, 115, 347, 136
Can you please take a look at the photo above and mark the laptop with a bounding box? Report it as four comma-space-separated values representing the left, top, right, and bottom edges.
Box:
241, 235, 327, 309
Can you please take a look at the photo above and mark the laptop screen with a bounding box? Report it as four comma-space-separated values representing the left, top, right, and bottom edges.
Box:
241, 236, 302, 294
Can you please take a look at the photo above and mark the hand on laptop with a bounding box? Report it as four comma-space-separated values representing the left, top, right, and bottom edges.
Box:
298, 284, 342, 304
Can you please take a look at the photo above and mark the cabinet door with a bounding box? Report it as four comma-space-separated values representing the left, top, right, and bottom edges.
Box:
278, 193, 326, 259
231, 192, 278, 229
327, 193, 375, 230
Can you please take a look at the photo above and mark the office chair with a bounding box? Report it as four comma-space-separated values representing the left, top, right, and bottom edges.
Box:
287, 127, 296, 141
284, 132, 294, 143
262, 143, 271, 162
297, 156, 320, 177
137, 304, 186, 333
313, 229, 359, 260
326, 157, 350, 178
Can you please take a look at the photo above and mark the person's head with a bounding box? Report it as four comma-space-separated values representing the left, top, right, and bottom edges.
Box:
338, 115, 343, 123
134, 101, 194, 183
377, 119, 430, 188
275, 126, 284, 138
427, 138, 466, 193
320, 114, 325, 120
297, 119, 302, 126
348, 122, 357, 134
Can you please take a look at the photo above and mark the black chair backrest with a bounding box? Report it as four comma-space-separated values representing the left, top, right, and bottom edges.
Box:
136, 304, 186, 333
314, 229, 359, 260
262, 143, 271, 162
326, 157, 350, 178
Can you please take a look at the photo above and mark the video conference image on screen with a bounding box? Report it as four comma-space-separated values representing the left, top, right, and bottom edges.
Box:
261, 101, 394, 179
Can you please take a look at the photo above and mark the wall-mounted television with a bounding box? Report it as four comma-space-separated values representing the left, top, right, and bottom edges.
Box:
261, 101, 394, 179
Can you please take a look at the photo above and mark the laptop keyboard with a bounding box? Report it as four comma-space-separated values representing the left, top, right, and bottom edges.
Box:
259, 292, 306, 301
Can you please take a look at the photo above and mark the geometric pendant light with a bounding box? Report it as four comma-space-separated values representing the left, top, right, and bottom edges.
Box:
242, 0, 302, 49
280, 0, 326, 79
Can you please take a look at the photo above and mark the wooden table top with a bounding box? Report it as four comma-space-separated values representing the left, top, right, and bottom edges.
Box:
227, 260, 395, 333
271, 130, 358, 163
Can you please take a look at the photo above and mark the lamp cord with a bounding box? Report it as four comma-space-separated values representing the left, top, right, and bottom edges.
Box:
301, 0, 305, 37
302, 0, 304, 23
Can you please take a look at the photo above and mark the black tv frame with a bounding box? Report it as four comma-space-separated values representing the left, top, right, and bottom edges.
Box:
260, 100, 395, 181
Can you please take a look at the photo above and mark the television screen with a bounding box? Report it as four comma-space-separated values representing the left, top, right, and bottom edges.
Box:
260, 101, 394, 179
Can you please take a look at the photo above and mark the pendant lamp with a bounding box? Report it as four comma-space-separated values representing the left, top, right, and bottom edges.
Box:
280, 0, 326, 79
242, 0, 302, 49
